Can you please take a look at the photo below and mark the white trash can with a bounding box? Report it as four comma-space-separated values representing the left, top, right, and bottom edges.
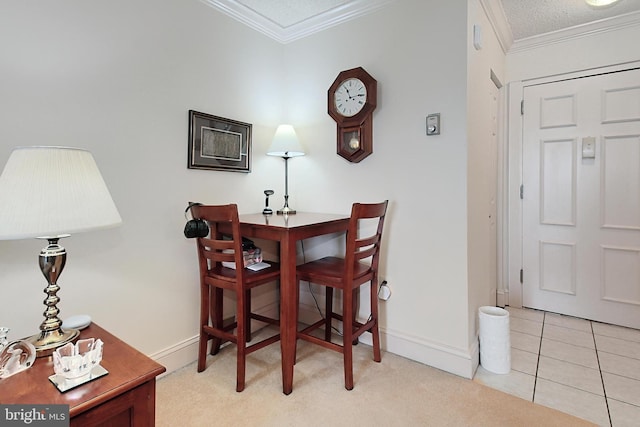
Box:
478, 306, 511, 374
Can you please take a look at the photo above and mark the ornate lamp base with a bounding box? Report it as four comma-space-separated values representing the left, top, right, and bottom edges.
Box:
29, 236, 79, 357
28, 328, 80, 358
277, 193, 296, 215
277, 207, 296, 215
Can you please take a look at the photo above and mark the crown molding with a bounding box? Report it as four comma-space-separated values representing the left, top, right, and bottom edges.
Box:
202, 1, 640, 50
509, 10, 640, 53
479, 0, 513, 54
200, 0, 396, 44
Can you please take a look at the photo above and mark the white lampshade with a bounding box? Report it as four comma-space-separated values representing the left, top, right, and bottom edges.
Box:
266, 124, 305, 158
0, 146, 122, 240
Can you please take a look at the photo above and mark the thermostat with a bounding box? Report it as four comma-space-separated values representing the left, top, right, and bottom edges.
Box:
426, 113, 440, 136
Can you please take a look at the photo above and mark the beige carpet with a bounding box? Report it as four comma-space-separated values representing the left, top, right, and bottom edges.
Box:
156, 331, 595, 427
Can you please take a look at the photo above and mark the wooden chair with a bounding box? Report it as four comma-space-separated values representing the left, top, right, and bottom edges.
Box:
191, 204, 280, 392
295, 200, 388, 390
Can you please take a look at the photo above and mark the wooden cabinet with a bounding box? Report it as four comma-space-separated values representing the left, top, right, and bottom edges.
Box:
0, 323, 166, 426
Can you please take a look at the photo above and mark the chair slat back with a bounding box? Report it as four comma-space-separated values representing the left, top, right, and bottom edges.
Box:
345, 200, 388, 279
191, 204, 245, 277
199, 237, 236, 263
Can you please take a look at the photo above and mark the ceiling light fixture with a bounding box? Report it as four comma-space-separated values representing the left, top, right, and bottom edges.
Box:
585, 0, 621, 7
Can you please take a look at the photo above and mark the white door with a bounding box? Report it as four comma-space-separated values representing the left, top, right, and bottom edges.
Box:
522, 68, 640, 329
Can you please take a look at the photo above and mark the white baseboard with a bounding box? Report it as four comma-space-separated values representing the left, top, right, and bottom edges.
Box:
151, 301, 479, 380
150, 301, 279, 378
284, 302, 477, 380
359, 326, 479, 380
497, 288, 508, 308
150, 327, 479, 380
299, 300, 478, 379
149, 335, 200, 379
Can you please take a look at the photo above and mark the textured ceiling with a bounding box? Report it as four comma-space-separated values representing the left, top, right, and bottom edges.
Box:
208, 0, 640, 43
501, 0, 640, 39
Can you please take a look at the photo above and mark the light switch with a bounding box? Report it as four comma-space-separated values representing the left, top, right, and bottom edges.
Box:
426, 113, 440, 136
582, 136, 596, 159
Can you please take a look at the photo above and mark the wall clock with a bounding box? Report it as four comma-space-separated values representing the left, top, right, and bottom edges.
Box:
328, 67, 377, 163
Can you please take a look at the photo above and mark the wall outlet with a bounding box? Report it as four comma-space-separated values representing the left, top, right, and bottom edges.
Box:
378, 281, 392, 300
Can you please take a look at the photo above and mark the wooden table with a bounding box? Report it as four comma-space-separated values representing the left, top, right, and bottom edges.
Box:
236, 212, 350, 394
0, 323, 166, 426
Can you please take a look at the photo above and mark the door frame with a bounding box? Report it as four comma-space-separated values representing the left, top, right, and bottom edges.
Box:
503, 60, 640, 309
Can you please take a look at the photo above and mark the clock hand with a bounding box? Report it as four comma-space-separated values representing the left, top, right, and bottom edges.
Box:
344, 88, 356, 100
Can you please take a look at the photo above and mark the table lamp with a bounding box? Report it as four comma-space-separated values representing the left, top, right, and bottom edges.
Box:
0, 146, 122, 357
266, 125, 305, 214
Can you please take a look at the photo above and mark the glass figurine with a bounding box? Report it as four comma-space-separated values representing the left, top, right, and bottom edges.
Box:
0, 328, 37, 379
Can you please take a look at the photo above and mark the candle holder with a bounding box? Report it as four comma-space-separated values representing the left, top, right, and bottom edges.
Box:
49, 338, 108, 392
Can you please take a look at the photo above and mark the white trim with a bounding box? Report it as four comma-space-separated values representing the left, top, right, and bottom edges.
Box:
300, 278, 479, 378
479, 0, 513, 53
506, 80, 524, 309
149, 334, 199, 379
505, 61, 640, 309
200, 0, 396, 44
496, 83, 509, 307
291, 299, 477, 379
154, 297, 477, 379
481, 1, 640, 55
496, 288, 508, 307
150, 301, 279, 377
151, 324, 478, 380
520, 60, 640, 87
361, 327, 478, 379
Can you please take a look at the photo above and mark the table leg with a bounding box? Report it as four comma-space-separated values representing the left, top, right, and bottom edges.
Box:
280, 234, 297, 395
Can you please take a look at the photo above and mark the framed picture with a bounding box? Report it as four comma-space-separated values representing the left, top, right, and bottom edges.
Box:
188, 110, 252, 173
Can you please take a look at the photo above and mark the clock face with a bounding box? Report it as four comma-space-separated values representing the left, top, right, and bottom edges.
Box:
334, 78, 367, 117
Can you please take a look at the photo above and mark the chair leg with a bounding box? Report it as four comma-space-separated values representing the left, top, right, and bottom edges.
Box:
245, 289, 252, 342
325, 287, 333, 341
294, 279, 300, 364
197, 330, 208, 372
211, 287, 223, 355
236, 288, 246, 392
343, 286, 354, 390
352, 288, 359, 346
370, 280, 381, 362
197, 283, 210, 373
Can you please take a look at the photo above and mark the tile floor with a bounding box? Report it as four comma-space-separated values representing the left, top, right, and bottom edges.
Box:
473, 306, 640, 427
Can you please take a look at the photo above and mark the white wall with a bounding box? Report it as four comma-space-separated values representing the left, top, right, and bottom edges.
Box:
0, 0, 499, 379
466, 0, 506, 349
283, 0, 476, 376
0, 0, 284, 355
